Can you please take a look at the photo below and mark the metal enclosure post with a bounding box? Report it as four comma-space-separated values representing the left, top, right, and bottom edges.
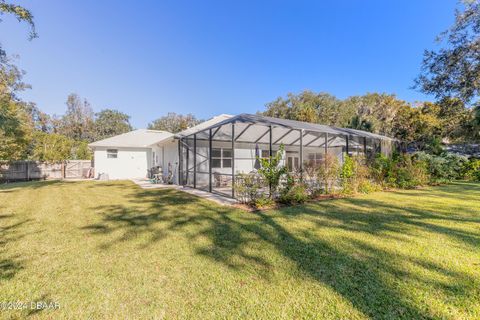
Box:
193, 134, 197, 189
178, 139, 182, 185
269, 125, 273, 158
231, 122, 235, 198
269, 125, 273, 198
325, 133, 328, 170
209, 129, 212, 192
363, 137, 367, 157
345, 135, 349, 156
299, 129, 303, 181
186, 139, 190, 186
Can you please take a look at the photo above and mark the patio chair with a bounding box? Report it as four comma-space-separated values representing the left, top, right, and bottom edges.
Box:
148, 166, 163, 184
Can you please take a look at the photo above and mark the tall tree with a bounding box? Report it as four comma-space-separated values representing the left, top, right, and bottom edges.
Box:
415, 0, 480, 103
148, 112, 200, 133
343, 93, 407, 136
93, 109, 132, 140
29, 131, 73, 161
29, 131, 92, 161
0, 97, 31, 160
22, 103, 51, 132
0, 62, 33, 160
0, 1, 36, 160
436, 97, 471, 141
263, 91, 351, 126
56, 93, 95, 142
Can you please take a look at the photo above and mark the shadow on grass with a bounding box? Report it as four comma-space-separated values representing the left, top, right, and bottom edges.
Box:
81, 182, 480, 319
295, 197, 480, 249
0, 180, 67, 192
0, 214, 32, 281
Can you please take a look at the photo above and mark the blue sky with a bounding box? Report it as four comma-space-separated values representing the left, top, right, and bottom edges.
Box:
1, 0, 457, 128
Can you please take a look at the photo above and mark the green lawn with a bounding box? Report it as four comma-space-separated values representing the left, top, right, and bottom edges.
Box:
0, 180, 479, 319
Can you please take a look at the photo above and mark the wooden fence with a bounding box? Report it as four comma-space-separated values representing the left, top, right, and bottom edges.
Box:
0, 160, 93, 182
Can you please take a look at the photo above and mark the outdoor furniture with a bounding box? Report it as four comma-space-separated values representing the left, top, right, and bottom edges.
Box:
213, 172, 228, 187
153, 173, 163, 184
148, 166, 163, 184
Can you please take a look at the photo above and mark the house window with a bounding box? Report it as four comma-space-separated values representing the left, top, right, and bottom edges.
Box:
307, 152, 323, 166
152, 151, 156, 165
107, 149, 118, 159
212, 148, 232, 168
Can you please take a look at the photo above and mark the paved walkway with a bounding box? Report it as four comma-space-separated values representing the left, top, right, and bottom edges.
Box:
130, 179, 237, 206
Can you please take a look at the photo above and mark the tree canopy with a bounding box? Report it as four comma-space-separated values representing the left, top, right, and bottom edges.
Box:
93, 109, 133, 141
0, 0, 36, 39
262, 90, 478, 147
415, 0, 480, 104
148, 112, 201, 133
54, 93, 95, 142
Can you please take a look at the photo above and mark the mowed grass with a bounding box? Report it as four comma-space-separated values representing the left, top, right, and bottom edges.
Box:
0, 180, 479, 319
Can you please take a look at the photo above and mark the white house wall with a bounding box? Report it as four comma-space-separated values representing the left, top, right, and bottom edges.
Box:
93, 147, 150, 179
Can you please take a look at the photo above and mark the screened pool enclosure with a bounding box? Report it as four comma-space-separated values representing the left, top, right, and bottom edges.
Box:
177, 114, 395, 199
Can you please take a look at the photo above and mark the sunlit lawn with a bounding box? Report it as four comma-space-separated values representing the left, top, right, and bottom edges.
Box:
0, 180, 479, 319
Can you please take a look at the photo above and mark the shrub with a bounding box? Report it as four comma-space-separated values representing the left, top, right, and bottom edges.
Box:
464, 159, 480, 181
302, 160, 322, 194
340, 155, 374, 194
358, 179, 382, 194
254, 196, 276, 209
257, 144, 287, 198
370, 154, 397, 187
235, 173, 264, 204
279, 183, 309, 204
340, 155, 355, 194
395, 154, 429, 188
371, 153, 429, 189
415, 152, 468, 183
317, 153, 341, 194
443, 153, 469, 180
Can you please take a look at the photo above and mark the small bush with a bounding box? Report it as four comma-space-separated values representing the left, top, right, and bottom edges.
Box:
235, 173, 264, 204
340, 155, 374, 194
317, 153, 341, 194
279, 183, 309, 204
370, 154, 397, 187
370, 153, 429, 189
303, 160, 322, 194
254, 196, 276, 209
395, 154, 429, 188
358, 180, 382, 194
257, 144, 287, 198
464, 159, 480, 181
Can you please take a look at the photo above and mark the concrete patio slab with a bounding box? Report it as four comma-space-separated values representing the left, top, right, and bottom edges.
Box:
131, 179, 237, 206
131, 178, 181, 190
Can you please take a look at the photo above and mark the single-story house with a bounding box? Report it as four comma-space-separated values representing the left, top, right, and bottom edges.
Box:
88, 129, 174, 180
89, 113, 395, 198
88, 114, 232, 181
